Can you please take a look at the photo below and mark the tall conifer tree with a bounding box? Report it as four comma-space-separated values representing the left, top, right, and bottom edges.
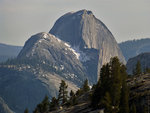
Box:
135, 60, 142, 76
109, 57, 122, 111
82, 79, 90, 92
130, 103, 136, 113
58, 80, 68, 105
119, 65, 129, 113
49, 97, 58, 111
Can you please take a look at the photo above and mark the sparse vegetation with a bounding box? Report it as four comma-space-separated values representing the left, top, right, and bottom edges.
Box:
32, 78, 91, 112
133, 60, 142, 76
58, 80, 69, 105
29, 57, 150, 113
91, 57, 129, 113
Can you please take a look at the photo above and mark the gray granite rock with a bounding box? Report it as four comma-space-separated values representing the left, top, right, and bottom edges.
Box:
50, 9, 126, 78
0, 9, 126, 113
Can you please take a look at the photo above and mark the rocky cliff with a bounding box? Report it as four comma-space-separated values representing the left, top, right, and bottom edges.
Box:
50, 9, 125, 77
18, 32, 88, 85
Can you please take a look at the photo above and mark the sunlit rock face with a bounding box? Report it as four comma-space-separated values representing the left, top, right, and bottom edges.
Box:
50, 9, 125, 79
18, 32, 88, 85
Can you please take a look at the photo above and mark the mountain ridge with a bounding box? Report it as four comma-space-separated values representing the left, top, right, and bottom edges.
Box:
0, 9, 125, 113
119, 38, 150, 61
50, 9, 125, 77
126, 52, 150, 74
0, 43, 22, 62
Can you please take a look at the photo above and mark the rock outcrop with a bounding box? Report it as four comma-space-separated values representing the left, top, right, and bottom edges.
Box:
50, 9, 125, 78
127, 74, 150, 112
18, 32, 88, 85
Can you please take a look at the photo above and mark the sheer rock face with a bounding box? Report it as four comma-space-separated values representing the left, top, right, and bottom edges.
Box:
18, 32, 99, 84
50, 9, 126, 77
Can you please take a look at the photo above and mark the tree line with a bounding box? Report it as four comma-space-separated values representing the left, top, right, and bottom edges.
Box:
132, 60, 150, 76
24, 57, 149, 113
24, 79, 90, 113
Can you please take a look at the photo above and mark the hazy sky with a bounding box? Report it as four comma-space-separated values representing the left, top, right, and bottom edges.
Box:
0, 0, 150, 46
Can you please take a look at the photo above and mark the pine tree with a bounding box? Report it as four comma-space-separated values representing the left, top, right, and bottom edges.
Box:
102, 92, 112, 113
36, 103, 43, 113
76, 89, 83, 97
70, 90, 74, 97
143, 106, 147, 113
109, 57, 122, 111
24, 108, 29, 113
49, 97, 58, 111
58, 80, 68, 105
33, 108, 39, 113
91, 63, 110, 108
82, 79, 90, 93
68, 90, 77, 106
119, 80, 129, 113
119, 65, 129, 113
41, 95, 50, 112
91, 57, 129, 112
145, 67, 150, 74
91, 80, 102, 108
33, 95, 50, 113
135, 60, 142, 76
100, 63, 111, 97
130, 103, 136, 113
91, 57, 123, 110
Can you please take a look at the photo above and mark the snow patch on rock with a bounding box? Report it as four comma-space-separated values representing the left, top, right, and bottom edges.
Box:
43, 33, 48, 39
39, 39, 45, 43
55, 37, 61, 43
68, 47, 80, 60
64, 43, 90, 62
64, 42, 71, 48
72, 46, 90, 62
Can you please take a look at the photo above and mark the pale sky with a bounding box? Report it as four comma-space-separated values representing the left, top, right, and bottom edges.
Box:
0, 0, 150, 46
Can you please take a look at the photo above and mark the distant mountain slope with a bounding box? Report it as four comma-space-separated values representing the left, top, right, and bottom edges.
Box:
0, 9, 125, 113
119, 38, 150, 61
0, 63, 78, 113
126, 52, 150, 74
18, 32, 88, 85
0, 43, 22, 62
